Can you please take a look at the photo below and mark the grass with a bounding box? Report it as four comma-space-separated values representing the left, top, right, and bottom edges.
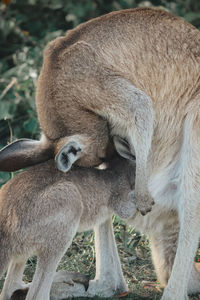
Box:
0, 217, 200, 299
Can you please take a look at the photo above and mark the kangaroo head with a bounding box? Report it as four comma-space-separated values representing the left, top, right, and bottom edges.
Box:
55, 131, 115, 173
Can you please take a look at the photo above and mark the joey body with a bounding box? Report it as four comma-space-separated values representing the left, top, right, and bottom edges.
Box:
0, 154, 135, 300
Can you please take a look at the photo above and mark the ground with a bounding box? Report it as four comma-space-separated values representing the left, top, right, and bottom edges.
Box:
0, 216, 200, 300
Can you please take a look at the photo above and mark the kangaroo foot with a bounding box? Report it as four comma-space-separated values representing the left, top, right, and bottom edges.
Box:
53, 270, 90, 290
50, 270, 90, 299
10, 271, 90, 300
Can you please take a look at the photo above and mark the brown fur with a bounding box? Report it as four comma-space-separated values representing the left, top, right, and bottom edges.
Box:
35, 8, 200, 217
1, 9, 200, 298
0, 155, 135, 300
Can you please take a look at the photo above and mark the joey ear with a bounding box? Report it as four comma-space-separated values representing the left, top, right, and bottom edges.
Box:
55, 141, 82, 173
113, 136, 135, 161
0, 139, 54, 172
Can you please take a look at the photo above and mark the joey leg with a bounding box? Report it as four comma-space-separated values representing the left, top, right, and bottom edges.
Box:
0, 258, 28, 300
87, 218, 128, 297
50, 218, 127, 299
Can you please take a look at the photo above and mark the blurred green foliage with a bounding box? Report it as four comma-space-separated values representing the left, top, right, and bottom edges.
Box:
0, 0, 200, 185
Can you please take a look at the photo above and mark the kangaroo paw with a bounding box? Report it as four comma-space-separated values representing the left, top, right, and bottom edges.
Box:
129, 191, 154, 216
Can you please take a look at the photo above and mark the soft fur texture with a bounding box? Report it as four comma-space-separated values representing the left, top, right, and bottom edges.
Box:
0, 8, 157, 215
42, 8, 200, 299
1, 7, 200, 299
3, 159, 200, 300
0, 155, 135, 300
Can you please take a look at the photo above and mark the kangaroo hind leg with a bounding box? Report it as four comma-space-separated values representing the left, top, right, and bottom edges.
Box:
0, 252, 13, 300
161, 105, 200, 300
50, 218, 127, 299
150, 212, 200, 296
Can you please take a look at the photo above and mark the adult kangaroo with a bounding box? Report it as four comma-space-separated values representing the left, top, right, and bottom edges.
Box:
0, 8, 156, 215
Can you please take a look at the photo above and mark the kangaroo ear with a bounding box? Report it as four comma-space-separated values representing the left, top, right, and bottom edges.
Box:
113, 136, 135, 161
0, 139, 54, 172
55, 140, 82, 173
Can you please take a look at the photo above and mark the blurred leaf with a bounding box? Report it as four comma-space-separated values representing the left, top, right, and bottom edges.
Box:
0, 100, 12, 120
0, 171, 11, 187
23, 117, 37, 133
1, 0, 11, 5
184, 12, 200, 22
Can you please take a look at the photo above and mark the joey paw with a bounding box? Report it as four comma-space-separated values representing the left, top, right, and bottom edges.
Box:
129, 191, 154, 216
